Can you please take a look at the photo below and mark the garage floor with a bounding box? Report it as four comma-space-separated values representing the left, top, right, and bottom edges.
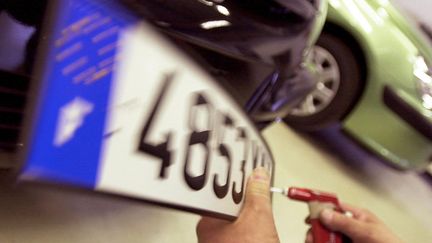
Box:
0, 123, 431, 243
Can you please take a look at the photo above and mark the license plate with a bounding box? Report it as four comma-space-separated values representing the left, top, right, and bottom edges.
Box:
22, 0, 274, 218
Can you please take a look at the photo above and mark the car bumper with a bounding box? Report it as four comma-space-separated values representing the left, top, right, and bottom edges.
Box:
383, 85, 432, 142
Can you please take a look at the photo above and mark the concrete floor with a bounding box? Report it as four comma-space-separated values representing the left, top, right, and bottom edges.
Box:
0, 122, 431, 243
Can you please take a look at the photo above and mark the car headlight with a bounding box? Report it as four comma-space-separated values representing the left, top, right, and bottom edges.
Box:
413, 56, 432, 110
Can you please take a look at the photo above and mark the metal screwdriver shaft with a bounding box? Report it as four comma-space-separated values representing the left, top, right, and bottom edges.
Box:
270, 187, 288, 196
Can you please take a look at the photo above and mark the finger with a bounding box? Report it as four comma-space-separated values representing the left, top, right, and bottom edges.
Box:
319, 209, 362, 237
243, 167, 271, 208
339, 202, 375, 222
238, 167, 272, 222
196, 216, 229, 233
198, 216, 230, 227
339, 202, 364, 216
305, 229, 313, 243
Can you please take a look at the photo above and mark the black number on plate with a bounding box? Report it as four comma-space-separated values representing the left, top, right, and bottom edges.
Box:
137, 73, 174, 179
252, 142, 261, 169
183, 93, 212, 191
232, 128, 247, 204
213, 113, 234, 199
138, 79, 273, 204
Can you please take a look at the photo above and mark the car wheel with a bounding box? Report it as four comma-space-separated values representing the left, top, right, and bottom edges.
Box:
284, 32, 363, 131
426, 163, 432, 176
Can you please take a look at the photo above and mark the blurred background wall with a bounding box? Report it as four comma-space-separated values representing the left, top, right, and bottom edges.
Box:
393, 0, 432, 28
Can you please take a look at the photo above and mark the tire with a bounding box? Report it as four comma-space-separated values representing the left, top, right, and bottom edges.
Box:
426, 163, 432, 176
284, 32, 363, 131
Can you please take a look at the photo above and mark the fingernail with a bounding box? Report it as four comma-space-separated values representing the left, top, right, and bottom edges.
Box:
252, 167, 269, 181
345, 211, 353, 218
320, 209, 334, 224
246, 167, 271, 199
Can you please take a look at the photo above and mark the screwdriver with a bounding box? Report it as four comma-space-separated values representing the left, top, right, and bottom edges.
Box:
271, 186, 352, 243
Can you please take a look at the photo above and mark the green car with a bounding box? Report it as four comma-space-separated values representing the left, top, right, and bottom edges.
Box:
285, 0, 432, 171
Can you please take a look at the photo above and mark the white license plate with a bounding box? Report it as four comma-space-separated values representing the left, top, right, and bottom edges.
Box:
22, 0, 274, 218
98, 23, 274, 217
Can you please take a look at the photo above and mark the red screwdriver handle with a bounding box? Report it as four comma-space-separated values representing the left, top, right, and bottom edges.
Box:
287, 187, 351, 243
311, 219, 343, 243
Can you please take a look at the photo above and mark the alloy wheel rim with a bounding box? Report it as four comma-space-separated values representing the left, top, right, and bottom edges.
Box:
291, 45, 341, 117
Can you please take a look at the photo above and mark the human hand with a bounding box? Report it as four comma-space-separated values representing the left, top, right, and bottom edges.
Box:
305, 203, 404, 243
196, 167, 280, 243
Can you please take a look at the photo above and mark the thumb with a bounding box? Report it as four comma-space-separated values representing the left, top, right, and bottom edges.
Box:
243, 167, 272, 211
320, 209, 362, 237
